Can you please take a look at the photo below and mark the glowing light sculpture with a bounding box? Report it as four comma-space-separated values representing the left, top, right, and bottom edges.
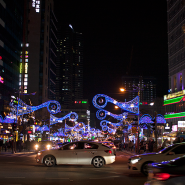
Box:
139, 114, 153, 124
96, 109, 128, 120
93, 94, 139, 114
50, 112, 78, 125
11, 99, 61, 116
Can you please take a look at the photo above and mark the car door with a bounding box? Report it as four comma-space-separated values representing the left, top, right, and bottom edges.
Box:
163, 144, 185, 161
77, 142, 98, 165
55, 143, 78, 164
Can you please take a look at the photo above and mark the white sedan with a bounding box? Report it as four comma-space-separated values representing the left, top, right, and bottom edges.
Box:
36, 141, 115, 168
128, 143, 185, 176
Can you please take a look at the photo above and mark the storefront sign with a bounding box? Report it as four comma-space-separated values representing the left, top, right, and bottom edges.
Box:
165, 123, 170, 129
178, 121, 185, 127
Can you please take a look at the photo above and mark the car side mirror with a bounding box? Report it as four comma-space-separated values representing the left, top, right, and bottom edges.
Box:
168, 151, 175, 155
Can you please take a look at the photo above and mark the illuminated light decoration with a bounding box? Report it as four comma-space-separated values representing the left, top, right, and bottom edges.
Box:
108, 127, 116, 134
69, 24, 73, 29
93, 94, 139, 114
164, 112, 185, 119
32, 0, 40, 13
0, 115, 15, 123
164, 96, 184, 105
157, 114, 166, 123
102, 126, 108, 131
10, 99, 61, 116
100, 120, 123, 128
0, 76, 4, 84
140, 114, 153, 124
50, 112, 78, 125
35, 125, 49, 134
0, 56, 2, 60
96, 109, 128, 120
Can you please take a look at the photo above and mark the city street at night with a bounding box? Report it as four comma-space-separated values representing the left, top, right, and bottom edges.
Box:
0, 151, 146, 185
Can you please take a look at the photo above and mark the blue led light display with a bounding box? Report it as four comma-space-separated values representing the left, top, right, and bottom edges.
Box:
139, 114, 166, 124
96, 109, 128, 120
93, 94, 139, 114
50, 112, 78, 125
0, 115, 15, 123
11, 99, 61, 116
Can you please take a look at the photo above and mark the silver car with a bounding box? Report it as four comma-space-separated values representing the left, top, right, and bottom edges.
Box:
36, 141, 115, 168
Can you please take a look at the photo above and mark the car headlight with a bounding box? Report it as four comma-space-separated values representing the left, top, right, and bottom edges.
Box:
37, 152, 42, 156
46, 144, 51, 150
35, 144, 39, 149
131, 158, 142, 164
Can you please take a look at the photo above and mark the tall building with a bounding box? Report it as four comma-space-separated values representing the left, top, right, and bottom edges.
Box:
164, 1, 185, 127
56, 24, 83, 108
19, 0, 58, 120
0, 0, 24, 114
167, 0, 185, 93
121, 76, 156, 105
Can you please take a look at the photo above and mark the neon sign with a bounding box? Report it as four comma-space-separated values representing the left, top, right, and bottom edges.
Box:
0, 76, 4, 84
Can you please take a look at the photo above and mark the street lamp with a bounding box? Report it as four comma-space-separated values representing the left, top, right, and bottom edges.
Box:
120, 87, 140, 154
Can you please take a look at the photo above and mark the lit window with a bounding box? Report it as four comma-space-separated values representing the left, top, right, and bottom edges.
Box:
19, 77, 21, 82
21, 43, 23, 47
20, 63, 22, 73
20, 59, 22, 62
19, 74, 22, 77
36, 9, 40, 12
24, 78, 28, 81
25, 55, 28, 58
24, 86, 27, 89
24, 82, 28, 86
26, 43, 29, 47
32, 3, 35, 7
25, 59, 28, 62
36, 5, 40, 8
25, 63, 28, 73
24, 90, 27, 93
25, 74, 28, 77
25, 51, 29, 54
19, 82, 21, 85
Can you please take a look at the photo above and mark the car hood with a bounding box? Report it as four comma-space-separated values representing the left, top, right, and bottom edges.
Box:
131, 152, 157, 159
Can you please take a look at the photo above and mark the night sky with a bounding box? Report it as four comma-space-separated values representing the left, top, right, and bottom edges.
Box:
54, 1, 168, 106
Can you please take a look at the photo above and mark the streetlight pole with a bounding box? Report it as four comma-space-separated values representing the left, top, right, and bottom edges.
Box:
137, 88, 140, 154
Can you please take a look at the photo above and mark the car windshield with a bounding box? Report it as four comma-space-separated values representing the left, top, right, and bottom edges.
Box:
157, 144, 176, 154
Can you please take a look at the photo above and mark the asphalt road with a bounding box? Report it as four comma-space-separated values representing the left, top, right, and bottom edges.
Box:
0, 151, 147, 185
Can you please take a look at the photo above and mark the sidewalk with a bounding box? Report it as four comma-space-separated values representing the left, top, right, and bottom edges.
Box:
116, 149, 136, 156
0, 150, 35, 155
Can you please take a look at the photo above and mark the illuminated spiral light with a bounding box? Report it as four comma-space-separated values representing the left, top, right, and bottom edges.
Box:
96, 110, 106, 120
50, 112, 78, 125
93, 94, 139, 114
100, 120, 107, 127
13, 99, 61, 116
102, 126, 108, 131
96, 109, 128, 120
108, 127, 115, 133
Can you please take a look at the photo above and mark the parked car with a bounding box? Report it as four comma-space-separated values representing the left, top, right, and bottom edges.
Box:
34, 141, 55, 152
36, 141, 115, 168
144, 155, 185, 185
128, 142, 185, 176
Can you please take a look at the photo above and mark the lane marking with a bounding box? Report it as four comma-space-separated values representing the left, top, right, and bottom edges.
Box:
89, 176, 120, 179
46, 178, 69, 180
5, 177, 25, 179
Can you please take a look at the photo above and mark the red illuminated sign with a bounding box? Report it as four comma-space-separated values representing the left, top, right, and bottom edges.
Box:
27, 131, 32, 134
0, 56, 2, 60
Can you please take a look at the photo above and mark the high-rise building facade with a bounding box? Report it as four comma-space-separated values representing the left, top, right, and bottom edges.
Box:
20, 0, 58, 110
164, 1, 185, 125
56, 24, 83, 108
167, 0, 185, 92
0, 0, 24, 114
121, 76, 156, 104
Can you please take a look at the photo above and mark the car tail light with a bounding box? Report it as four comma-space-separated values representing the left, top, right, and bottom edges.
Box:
154, 173, 170, 181
104, 150, 112, 154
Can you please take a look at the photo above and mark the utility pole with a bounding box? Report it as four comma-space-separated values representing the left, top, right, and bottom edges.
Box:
154, 111, 158, 151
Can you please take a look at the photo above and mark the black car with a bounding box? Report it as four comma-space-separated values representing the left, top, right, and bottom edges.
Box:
145, 155, 185, 185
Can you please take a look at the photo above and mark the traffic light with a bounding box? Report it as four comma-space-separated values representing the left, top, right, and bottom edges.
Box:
12, 123, 18, 131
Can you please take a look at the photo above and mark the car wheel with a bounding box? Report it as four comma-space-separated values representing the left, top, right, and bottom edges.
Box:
92, 157, 104, 168
141, 162, 153, 176
43, 155, 56, 167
